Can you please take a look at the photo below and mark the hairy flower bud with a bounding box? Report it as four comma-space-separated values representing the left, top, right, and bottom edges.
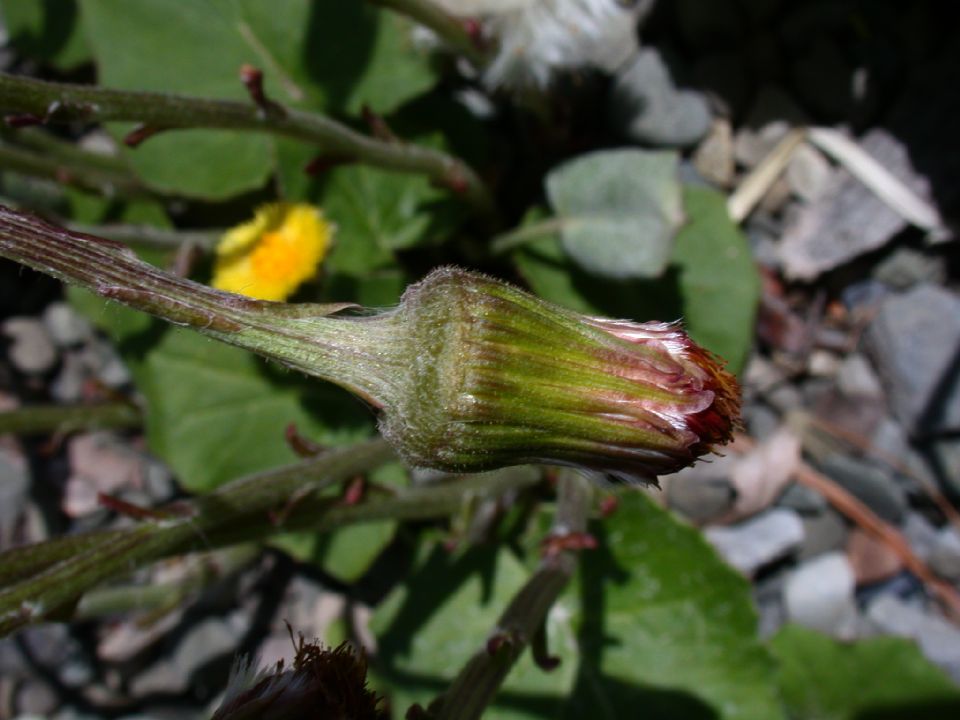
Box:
0, 206, 738, 485
378, 268, 739, 484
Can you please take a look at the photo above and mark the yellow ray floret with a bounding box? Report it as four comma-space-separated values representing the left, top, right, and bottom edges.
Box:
212, 203, 333, 301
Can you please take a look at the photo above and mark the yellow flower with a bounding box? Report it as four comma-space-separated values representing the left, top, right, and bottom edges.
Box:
212, 203, 332, 301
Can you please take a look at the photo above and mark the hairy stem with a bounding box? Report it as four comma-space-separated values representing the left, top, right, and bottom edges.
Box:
0, 204, 406, 407
0, 438, 394, 636
74, 543, 260, 619
68, 222, 221, 250
0, 402, 141, 435
0, 138, 154, 199
0, 72, 492, 213
0, 445, 546, 636
432, 472, 590, 720
369, 0, 486, 66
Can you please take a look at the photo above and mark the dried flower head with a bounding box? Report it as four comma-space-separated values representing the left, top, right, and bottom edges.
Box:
212, 633, 386, 720
436, 0, 641, 89
212, 202, 332, 301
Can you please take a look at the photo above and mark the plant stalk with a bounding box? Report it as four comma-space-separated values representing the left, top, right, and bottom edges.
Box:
369, 0, 486, 66
0, 402, 141, 435
0, 438, 394, 636
0, 72, 492, 213
0, 445, 546, 636
0, 204, 405, 407
0, 138, 154, 199
432, 472, 590, 720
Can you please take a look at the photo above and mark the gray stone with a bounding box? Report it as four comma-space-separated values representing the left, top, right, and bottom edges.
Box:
0, 637, 28, 678
933, 439, 960, 497
868, 418, 912, 470
807, 350, 841, 378
798, 509, 848, 560
746, 222, 781, 270
733, 85, 808, 168
742, 403, 779, 442
666, 472, 735, 523
49, 352, 87, 404
15, 680, 58, 716
777, 482, 827, 515
42, 302, 92, 348
2, 317, 57, 374
903, 513, 940, 562
0, 448, 29, 543
18, 625, 74, 667
59, 659, 93, 687
873, 248, 947, 290
783, 552, 858, 639
819, 454, 907, 525
143, 460, 176, 502
780, 130, 936, 280
754, 574, 787, 639
786, 143, 832, 203
705, 508, 804, 574
609, 49, 712, 148
867, 595, 960, 681
131, 617, 239, 697
78, 339, 132, 388
865, 285, 960, 433
929, 527, 960, 581
836, 353, 883, 399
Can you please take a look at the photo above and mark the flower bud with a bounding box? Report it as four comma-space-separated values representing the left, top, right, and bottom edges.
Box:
0, 205, 738, 485
379, 268, 739, 484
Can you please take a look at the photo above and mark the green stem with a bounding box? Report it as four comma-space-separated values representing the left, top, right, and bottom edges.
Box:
0, 204, 406, 407
0, 72, 492, 214
1, 127, 131, 172
0, 402, 142, 435
0, 447, 545, 637
0, 438, 395, 636
0, 138, 154, 199
490, 217, 567, 254
68, 222, 221, 250
432, 472, 590, 720
74, 543, 260, 619
369, 0, 486, 66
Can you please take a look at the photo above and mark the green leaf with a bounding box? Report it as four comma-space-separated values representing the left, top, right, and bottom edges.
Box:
1, 0, 91, 69
370, 491, 781, 719
544, 149, 683, 279
80, 0, 437, 199
371, 543, 578, 719
671, 186, 759, 374
67, 292, 373, 492
770, 624, 960, 720
515, 186, 758, 373
80, 0, 274, 199
321, 164, 452, 276
561, 492, 784, 720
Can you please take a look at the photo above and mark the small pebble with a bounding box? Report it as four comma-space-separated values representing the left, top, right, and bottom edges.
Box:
798, 509, 848, 560
705, 508, 805, 575
2, 317, 57, 375
783, 552, 858, 639
836, 353, 884, 399
846, 527, 902, 585
929, 527, 960, 581
15, 680, 58, 716
42, 302, 92, 348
